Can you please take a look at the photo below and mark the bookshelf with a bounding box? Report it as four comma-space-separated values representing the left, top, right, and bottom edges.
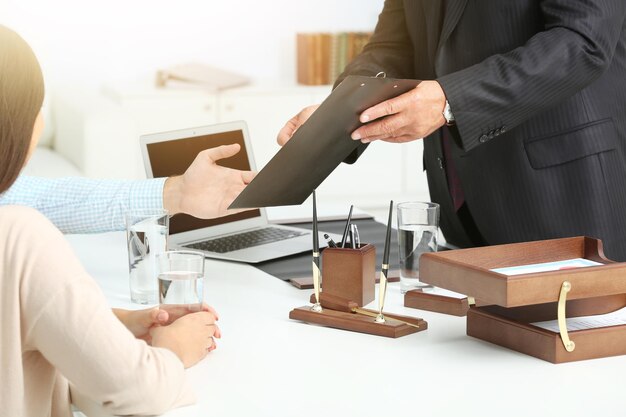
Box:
296, 32, 372, 85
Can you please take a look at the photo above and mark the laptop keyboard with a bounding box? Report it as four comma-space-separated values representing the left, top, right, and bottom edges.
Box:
184, 227, 307, 254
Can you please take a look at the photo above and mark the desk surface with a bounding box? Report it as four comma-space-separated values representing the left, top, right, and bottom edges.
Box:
67, 232, 626, 417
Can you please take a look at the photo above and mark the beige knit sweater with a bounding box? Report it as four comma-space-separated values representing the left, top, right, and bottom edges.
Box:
0, 206, 195, 416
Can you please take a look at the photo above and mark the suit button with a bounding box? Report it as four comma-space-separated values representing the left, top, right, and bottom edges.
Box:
479, 134, 489, 143
488, 131, 495, 139
437, 157, 444, 169
501, 125, 506, 133
494, 128, 501, 136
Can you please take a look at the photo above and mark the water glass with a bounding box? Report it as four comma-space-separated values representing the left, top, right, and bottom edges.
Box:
157, 251, 205, 314
397, 202, 440, 293
126, 209, 169, 304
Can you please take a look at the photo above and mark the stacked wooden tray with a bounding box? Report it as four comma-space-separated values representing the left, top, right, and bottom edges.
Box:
408, 237, 626, 363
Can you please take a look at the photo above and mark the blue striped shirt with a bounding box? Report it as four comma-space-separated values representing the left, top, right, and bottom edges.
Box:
0, 176, 166, 234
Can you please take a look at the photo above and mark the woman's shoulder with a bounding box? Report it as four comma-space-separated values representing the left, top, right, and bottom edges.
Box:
0, 205, 58, 236
0, 205, 51, 222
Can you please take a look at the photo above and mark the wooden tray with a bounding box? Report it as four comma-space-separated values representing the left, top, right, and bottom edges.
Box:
419, 237, 625, 307
404, 289, 470, 316
410, 236, 626, 363
468, 295, 626, 363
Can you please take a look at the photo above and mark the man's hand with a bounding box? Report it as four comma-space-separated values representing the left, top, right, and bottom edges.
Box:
276, 81, 446, 148
351, 81, 447, 144
277, 104, 320, 146
163, 144, 256, 218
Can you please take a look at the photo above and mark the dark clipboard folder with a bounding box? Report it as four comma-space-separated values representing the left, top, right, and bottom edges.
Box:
229, 75, 421, 209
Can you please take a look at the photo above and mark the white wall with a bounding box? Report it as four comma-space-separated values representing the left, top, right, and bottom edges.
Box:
2, 0, 431, 211
1, 0, 385, 94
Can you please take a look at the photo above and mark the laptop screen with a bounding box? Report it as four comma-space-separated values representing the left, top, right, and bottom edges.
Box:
146, 129, 261, 235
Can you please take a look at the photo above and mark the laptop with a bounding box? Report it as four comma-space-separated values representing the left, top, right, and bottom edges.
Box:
140, 121, 332, 263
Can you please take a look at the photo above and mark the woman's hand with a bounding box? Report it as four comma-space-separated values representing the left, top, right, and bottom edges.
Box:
159, 303, 219, 325
113, 307, 170, 344
150, 311, 221, 368
114, 304, 220, 343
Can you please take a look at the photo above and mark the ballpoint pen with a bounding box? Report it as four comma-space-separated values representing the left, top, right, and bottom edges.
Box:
375, 200, 393, 323
348, 224, 355, 249
351, 224, 360, 248
323, 233, 338, 248
312, 292, 420, 329
311, 190, 322, 312
340, 205, 354, 248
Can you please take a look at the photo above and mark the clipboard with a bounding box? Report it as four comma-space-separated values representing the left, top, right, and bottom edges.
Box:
229, 75, 421, 209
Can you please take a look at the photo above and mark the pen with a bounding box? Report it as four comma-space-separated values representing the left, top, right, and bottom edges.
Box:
348, 224, 355, 249
340, 205, 354, 248
351, 224, 360, 248
375, 200, 393, 323
324, 233, 338, 248
311, 190, 322, 312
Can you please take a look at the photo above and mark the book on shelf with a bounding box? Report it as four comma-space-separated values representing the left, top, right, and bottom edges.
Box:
296, 32, 372, 86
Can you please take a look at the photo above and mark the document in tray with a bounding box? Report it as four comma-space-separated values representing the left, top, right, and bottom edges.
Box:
490, 258, 602, 276
532, 306, 626, 332
228, 75, 421, 209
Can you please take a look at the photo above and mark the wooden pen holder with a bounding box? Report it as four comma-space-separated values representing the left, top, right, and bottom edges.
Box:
322, 243, 376, 306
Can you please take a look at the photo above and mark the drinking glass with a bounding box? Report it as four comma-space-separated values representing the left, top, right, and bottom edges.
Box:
125, 209, 169, 304
157, 250, 205, 314
396, 202, 440, 293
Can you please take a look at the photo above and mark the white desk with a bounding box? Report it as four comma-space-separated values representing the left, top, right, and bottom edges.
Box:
67, 232, 626, 417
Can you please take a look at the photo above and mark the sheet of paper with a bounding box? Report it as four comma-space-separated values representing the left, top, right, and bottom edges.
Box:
491, 258, 603, 276
532, 306, 626, 332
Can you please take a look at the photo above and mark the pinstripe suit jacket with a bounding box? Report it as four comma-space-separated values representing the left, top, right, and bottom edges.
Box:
339, 0, 626, 260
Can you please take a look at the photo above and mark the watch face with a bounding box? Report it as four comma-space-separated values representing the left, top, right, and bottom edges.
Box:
443, 101, 455, 123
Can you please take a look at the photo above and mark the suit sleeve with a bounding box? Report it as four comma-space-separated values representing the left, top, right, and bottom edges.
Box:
335, 0, 416, 163
335, 0, 415, 87
437, 0, 626, 152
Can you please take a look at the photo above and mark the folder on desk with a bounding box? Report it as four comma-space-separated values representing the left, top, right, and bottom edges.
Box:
229, 75, 420, 209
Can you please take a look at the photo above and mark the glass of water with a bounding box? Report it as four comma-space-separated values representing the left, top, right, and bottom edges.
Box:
157, 251, 205, 314
397, 202, 440, 293
125, 209, 169, 304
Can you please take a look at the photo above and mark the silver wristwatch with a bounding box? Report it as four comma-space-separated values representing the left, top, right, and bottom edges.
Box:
443, 100, 455, 125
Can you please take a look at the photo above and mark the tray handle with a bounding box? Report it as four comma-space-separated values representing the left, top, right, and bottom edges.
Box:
558, 281, 576, 352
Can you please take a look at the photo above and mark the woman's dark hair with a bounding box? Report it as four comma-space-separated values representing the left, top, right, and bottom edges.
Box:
0, 25, 45, 193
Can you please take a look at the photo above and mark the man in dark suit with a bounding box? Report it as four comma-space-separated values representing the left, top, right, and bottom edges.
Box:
278, 0, 626, 261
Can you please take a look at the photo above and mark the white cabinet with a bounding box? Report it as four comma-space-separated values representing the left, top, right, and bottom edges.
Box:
84, 80, 429, 211
122, 96, 218, 135
218, 85, 327, 169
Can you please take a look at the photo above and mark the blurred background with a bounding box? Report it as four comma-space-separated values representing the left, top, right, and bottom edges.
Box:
1, 0, 429, 216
